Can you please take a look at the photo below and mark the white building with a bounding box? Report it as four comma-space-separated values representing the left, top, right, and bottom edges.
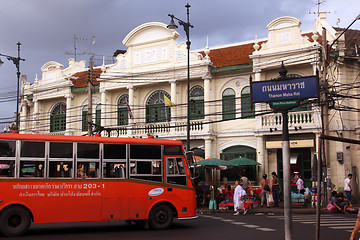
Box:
20, 13, 360, 197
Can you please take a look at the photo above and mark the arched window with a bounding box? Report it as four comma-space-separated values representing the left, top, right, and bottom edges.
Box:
222, 88, 236, 120
189, 85, 204, 120
50, 102, 66, 132
95, 104, 101, 127
146, 90, 171, 123
241, 86, 254, 118
117, 95, 129, 126
82, 105, 88, 132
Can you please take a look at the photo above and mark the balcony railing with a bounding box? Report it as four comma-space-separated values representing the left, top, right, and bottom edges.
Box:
261, 111, 316, 127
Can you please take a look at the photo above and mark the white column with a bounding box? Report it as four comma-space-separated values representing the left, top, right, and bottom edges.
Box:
65, 94, 73, 135
169, 80, 177, 121
203, 72, 212, 119
33, 98, 39, 133
100, 89, 107, 127
256, 135, 266, 184
19, 103, 27, 133
127, 85, 134, 125
205, 138, 212, 159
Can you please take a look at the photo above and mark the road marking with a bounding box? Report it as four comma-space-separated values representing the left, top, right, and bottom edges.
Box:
220, 219, 234, 222
231, 222, 246, 225
256, 227, 276, 232
243, 224, 260, 228
330, 226, 354, 229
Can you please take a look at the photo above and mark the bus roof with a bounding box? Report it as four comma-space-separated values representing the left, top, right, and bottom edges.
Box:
0, 132, 184, 146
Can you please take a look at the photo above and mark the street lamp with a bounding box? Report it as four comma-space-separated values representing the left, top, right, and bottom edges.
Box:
168, 3, 193, 152
0, 42, 25, 131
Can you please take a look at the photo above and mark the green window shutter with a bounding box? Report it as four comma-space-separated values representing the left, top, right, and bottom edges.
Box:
241, 87, 254, 119
146, 90, 171, 123
117, 95, 129, 126
189, 85, 204, 120
82, 110, 88, 132
50, 102, 66, 132
222, 88, 236, 120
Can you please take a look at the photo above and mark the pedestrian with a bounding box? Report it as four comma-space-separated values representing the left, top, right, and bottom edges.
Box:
233, 180, 247, 215
296, 174, 305, 194
240, 171, 251, 194
344, 173, 353, 207
261, 174, 271, 208
350, 208, 360, 240
271, 172, 281, 207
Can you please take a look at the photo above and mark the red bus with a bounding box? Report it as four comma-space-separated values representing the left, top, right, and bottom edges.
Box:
0, 133, 197, 236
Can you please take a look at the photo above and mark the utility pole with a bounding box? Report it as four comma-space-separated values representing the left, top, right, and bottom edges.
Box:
87, 56, 94, 136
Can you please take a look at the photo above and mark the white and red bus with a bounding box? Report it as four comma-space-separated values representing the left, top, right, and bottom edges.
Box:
0, 132, 197, 236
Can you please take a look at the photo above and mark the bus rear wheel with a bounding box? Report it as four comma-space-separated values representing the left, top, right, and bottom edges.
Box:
0, 206, 31, 237
148, 204, 173, 230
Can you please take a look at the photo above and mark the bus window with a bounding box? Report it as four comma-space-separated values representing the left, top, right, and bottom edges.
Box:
103, 162, 126, 178
0, 140, 16, 157
0, 140, 16, 177
152, 161, 161, 175
130, 145, 161, 159
20, 161, 44, 178
50, 142, 73, 158
49, 161, 73, 178
20, 141, 45, 158
164, 145, 183, 155
167, 157, 187, 186
77, 143, 99, 159
77, 162, 99, 178
104, 143, 126, 159
0, 160, 14, 177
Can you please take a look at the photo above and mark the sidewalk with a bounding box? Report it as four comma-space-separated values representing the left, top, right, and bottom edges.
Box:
196, 202, 357, 215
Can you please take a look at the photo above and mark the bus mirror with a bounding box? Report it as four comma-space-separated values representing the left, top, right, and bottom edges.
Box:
185, 151, 199, 179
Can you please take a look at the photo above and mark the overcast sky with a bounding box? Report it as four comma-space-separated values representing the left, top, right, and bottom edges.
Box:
0, 0, 359, 130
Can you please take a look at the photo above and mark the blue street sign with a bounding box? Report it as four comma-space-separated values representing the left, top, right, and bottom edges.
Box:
251, 76, 318, 103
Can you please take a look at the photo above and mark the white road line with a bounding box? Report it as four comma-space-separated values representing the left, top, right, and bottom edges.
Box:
256, 227, 276, 232
231, 222, 246, 225
243, 224, 260, 228
321, 222, 356, 226
220, 219, 234, 222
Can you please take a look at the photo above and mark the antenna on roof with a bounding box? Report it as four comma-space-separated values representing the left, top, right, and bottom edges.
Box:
308, 0, 329, 16
64, 35, 87, 61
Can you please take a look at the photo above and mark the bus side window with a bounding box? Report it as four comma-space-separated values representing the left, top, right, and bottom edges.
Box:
103, 162, 126, 178
0, 140, 16, 178
20, 141, 45, 178
49, 142, 73, 178
77, 162, 99, 178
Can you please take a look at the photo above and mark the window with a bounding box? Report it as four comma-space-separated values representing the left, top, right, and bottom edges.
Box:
189, 85, 204, 120
20, 141, 45, 178
166, 157, 187, 186
129, 144, 162, 182
103, 143, 127, 179
82, 105, 88, 132
76, 143, 100, 178
0, 140, 15, 177
117, 95, 129, 126
146, 90, 171, 123
95, 104, 101, 127
49, 142, 73, 178
241, 87, 254, 118
50, 102, 66, 132
222, 88, 236, 120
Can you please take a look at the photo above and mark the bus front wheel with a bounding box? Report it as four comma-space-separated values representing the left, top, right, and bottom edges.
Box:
148, 204, 173, 230
0, 206, 31, 237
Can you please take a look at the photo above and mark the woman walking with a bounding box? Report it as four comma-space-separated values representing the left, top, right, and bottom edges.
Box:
271, 172, 281, 207
261, 174, 271, 208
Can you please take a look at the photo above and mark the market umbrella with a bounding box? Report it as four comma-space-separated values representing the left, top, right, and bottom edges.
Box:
191, 158, 236, 167
229, 157, 261, 166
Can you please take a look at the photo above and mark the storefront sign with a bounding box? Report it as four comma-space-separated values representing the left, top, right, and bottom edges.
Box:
266, 139, 314, 149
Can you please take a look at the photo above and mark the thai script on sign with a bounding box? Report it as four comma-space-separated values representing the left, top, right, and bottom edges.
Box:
262, 81, 305, 93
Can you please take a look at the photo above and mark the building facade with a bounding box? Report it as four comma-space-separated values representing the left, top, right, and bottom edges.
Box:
20, 14, 360, 197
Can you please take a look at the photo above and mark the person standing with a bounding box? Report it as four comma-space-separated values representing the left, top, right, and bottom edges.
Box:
296, 174, 305, 194
234, 180, 247, 215
240, 171, 251, 194
261, 174, 271, 208
271, 172, 281, 207
345, 173, 353, 207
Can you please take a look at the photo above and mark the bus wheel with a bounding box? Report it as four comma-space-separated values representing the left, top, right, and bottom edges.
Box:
148, 204, 173, 230
0, 206, 31, 237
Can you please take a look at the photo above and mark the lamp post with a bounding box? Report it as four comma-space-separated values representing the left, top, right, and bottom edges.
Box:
168, 3, 193, 152
0, 42, 25, 131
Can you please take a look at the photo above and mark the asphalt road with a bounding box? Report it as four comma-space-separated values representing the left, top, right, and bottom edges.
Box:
4, 213, 357, 240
